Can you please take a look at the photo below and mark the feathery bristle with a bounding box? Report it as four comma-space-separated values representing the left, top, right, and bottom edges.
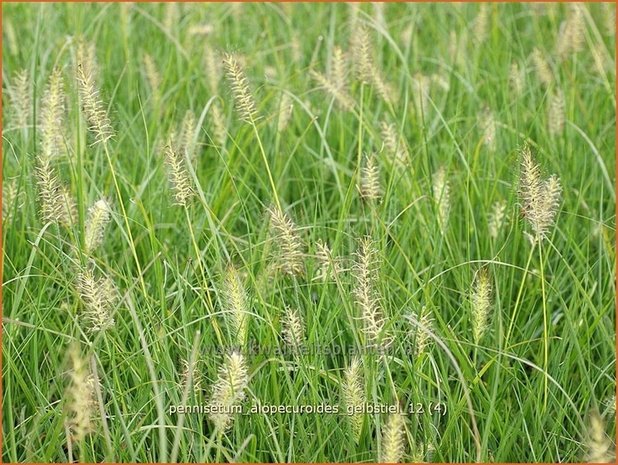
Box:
369, 63, 396, 105
471, 267, 492, 345
488, 200, 507, 239
509, 62, 525, 96
601, 3, 615, 37
352, 24, 373, 84
281, 306, 305, 350
76, 58, 114, 145
39, 68, 65, 159
142, 53, 161, 103
178, 110, 197, 162
9, 68, 30, 130
76, 266, 117, 332
64, 344, 96, 443
531, 48, 553, 87
379, 413, 406, 463
163, 143, 194, 206
353, 236, 388, 347
555, 4, 585, 61
204, 43, 221, 94
412, 306, 433, 356
179, 358, 203, 393
331, 46, 348, 94
268, 205, 305, 276
359, 153, 381, 202
432, 166, 450, 236
518, 146, 562, 243
221, 263, 249, 348
277, 92, 294, 133
208, 351, 249, 430
548, 90, 565, 136
479, 108, 497, 152
585, 411, 615, 463
2, 179, 21, 223
314, 240, 343, 282
209, 101, 227, 148
223, 52, 258, 123
35, 158, 75, 226
310, 69, 355, 112
343, 356, 365, 443
84, 199, 112, 254
380, 121, 409, 166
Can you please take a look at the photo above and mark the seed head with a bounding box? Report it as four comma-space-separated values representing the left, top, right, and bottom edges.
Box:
379, 413, 406, 463
555, 4, 585, 61
488, 200, 507, 239
310, 69, 355, 112
432, 166, 450, 236
8, 68, 30, 130
179, 358, 203, 393
76, 56, 114, 145
342, 356, 365, 443
352, 24, 373, 84
223, 52, 258, 123
411, 306, 433, 356
178, 110, 197, 163
204, 43, 221, 94
209, 101, 227, 148
277, 92, 294, 133
35, 158, 76, 227
471, 267, 492, 345
380, 121, 409, 166
163, 143, 194, 206
331, 46, 348, 94
267, 205, 305, 276
548, 90, 565, 136
281, 306, 305, 351
76, 266, 117, 332
353, 237, 388, 347
585, 411, 615, 463
518, 146, 562, 243
314, 240, 344, 282
221, 263, 249, 348
208, 351, 249, 431
142, 53, 161, 103
509, 62, 525, 96
84, 199, 112, 254
531, 48, 553, 87
39, 68, 66, 159
473, 4, 490, 44
64, 344, 96, 444
359, 152, 381, 202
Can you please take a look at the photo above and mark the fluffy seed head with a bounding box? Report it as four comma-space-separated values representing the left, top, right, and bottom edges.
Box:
380, 413, 406, 463
342, 356, 365, 443
380, 121, 409, 166
471, 267, 492, 344
359, 153, 381, 202
473, 4, 490, 44
64, 344, 96, 443
208, 351, 249, 430
314, 240, 344, 282
163, 143, 194, 206
179, 358, 203, 393
76, 266, 117, 332
331, 46, 348, 94
509, 62, 525, 96
223, 52, 258, 123
35, 158, 76, 227
488, 200, 507, 239
178, 110, 197, 162
310, 69, 355, 112
84, 199, 112, 254
142, 53, 161, 103
353, 237, 388, 347
585, 411, 615, 463
2, 179, 21, 223
268, 205, 305, 276
479, 108, 497, 152
518, 146, 562, 243
432, 166, 450, 235
39, 68, 66, 159
204, 43, 221, 94
277, 92, 294, 133
9, 68, 30, 130
555, 4, 585, 61
548, 90, 565, 136
531, 48, 553, 87
76, 58, 114, 145
412, 306, 433, 356
221, 263, 249, 348
209, 101, 227, 148
281, 306, 305, 351
352, 24, 373, 84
